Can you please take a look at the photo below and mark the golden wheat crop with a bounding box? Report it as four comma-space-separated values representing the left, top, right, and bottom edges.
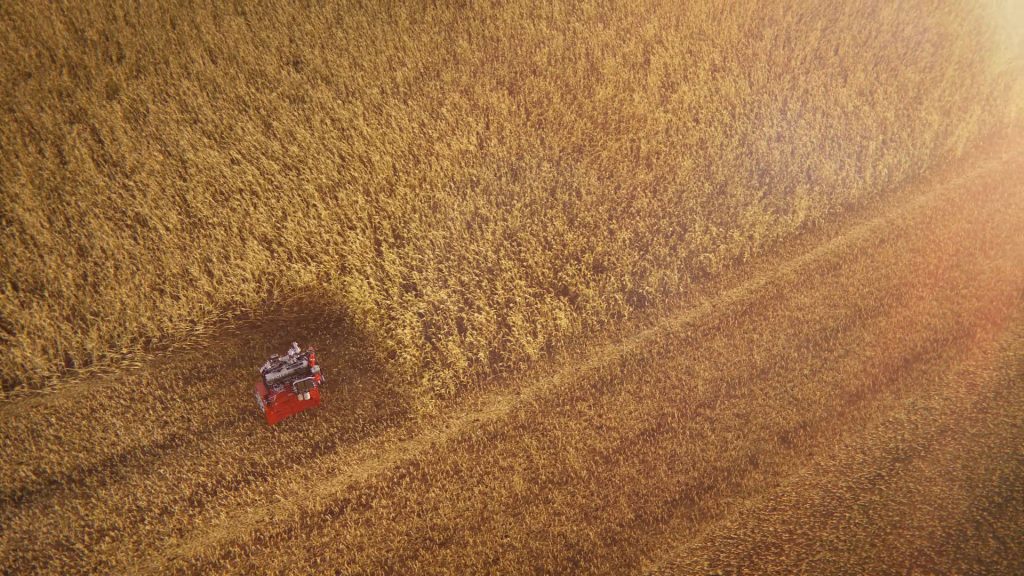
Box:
1, 0, 1022, 409
3, 133, 1019, 574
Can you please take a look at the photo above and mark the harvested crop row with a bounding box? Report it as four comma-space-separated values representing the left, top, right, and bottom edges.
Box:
649, 326, 1024, 575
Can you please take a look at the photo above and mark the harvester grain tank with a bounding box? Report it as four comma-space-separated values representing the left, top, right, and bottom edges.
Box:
254, 342, 323, 425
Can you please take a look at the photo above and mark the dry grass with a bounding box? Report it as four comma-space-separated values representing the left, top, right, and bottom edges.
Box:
2, 0, 1021, 407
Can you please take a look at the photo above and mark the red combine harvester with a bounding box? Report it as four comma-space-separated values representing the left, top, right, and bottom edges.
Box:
254, 342, 323, 425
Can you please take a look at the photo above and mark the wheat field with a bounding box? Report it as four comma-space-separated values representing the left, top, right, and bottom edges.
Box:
2, 133, 1023, 574
3, 0, 1021, 407
3, 1, 1024, 573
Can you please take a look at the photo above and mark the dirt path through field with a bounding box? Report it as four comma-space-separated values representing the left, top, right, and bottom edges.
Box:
2, 132, 1023, 574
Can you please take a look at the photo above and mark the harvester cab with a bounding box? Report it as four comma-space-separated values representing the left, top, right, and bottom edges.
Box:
254, 342, 323, 425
